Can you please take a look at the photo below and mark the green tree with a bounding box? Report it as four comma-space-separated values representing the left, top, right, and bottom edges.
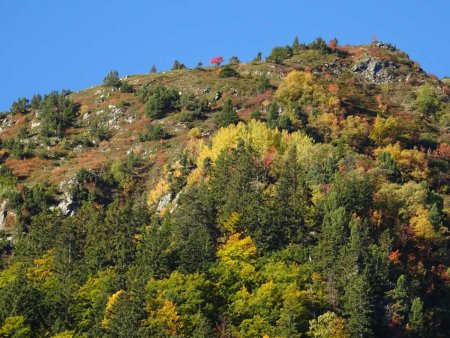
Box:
253, 51, 262, 62
150, 65, 157, 73
103, 70, 121, 88
143, 86, 180, 119
266, 46, 293, 64
172, 60, 186, 70
228, 56, 240, 65
10, 98, 29, 114
219, 65, 239, 78
0, 316, 32, 338
257, 73, 271, 93
343, 271, 375, 338
215, 98, 239, 127
416, 83, 441, 115
408, 297, 424, 337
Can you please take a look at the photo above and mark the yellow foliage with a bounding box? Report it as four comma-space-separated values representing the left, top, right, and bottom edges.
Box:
27, 249, 55, 283
375, 142, 427, 179
370, 115, 402, 145
188, 127, 202, 139
274, 70, 340, 113
188, 120, 313, 185
145, 299, 183, 335
222, 212, 241, 232
411, 206, 438, 240
102, 290, 125, 327
312, 112, 339, 141
217, 233, 257, 266
147, 178, 170, 206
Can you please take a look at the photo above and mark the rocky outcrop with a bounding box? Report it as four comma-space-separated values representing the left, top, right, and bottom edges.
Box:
352, 56, 399, 83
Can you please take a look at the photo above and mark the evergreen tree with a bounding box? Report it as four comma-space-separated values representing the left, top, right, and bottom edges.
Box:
103, 70, 121, 88
215, 98, 239, 127
292, 35, 300, 53
408, 297, 425, 337
343, 271, 375, 338
150, 65, 157, 73
253, 51, 262, 62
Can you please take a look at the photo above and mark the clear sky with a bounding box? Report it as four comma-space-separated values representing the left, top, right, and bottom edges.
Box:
0, 0, 449, 112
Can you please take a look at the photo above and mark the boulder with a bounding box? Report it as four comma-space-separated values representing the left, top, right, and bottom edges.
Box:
352, 56, 399, 83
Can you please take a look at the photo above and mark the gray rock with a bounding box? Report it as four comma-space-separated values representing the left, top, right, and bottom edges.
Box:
157, 193, 172, 211
352, 56, 399, 83
0, 201, 7, 230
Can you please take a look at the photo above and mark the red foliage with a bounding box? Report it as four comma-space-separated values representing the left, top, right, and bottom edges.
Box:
436, 143, 450, 159
210, 56, 223, 66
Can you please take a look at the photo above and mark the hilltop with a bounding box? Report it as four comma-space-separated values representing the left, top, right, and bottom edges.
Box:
0, 38, 449, 337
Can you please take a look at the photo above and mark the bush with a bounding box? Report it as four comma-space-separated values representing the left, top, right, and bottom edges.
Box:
257, 73, 271, 92
140, 124, 168, 141
219, 66, 239, 78
143, 86, 180, 119
90, 123, 111, 141
119, 82, 134, 93
103, 70, 121, 88
266, 46, 293, 64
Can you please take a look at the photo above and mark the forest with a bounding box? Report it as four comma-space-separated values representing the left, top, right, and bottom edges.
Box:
0, 38, 449, 337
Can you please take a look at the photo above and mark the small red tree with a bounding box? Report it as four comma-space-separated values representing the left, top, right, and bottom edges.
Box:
210, 56, 223, 66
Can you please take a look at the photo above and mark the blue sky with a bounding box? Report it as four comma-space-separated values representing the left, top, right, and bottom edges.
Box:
0, 0, 449, 112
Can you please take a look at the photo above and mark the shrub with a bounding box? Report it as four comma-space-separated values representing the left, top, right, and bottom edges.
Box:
266, 46, 293, 64
140, 124, 168, 141
103, 70, 121, 88
119, 82, 134, 93
257, 73, 271, 92
219, 66, 239, 78
143, 86, 180, 119
90, 123, 111, 141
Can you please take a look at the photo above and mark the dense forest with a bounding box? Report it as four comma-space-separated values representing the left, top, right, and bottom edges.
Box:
0, 38, 449, 337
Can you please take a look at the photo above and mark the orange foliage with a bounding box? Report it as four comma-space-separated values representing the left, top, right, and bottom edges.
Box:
328, 83, 339, 94
388, 250, 401, 263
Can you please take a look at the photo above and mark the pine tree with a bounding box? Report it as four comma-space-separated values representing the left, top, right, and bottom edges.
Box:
253, 51, 262, 62
292, 36, 300, 53
150, 65, 157, 73
343, 271, 375, 338
408, 297, 425, 337
215, 98, 239, 127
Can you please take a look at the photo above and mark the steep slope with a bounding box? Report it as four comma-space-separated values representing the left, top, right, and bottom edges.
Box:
0, 39, 449, 337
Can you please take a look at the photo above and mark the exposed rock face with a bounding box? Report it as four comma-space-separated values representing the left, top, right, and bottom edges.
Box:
0, 200, 16, 231
157, 193, 172, 211
352, 56, 399, 83
0, 201, 7, 230
57, 192, 76, 216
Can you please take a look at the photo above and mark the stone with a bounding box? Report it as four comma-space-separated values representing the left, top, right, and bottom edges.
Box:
352, 56, 399, 83
157, 193, 172, 211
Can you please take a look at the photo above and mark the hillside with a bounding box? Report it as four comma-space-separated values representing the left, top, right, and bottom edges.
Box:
0, 38, 449, 337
